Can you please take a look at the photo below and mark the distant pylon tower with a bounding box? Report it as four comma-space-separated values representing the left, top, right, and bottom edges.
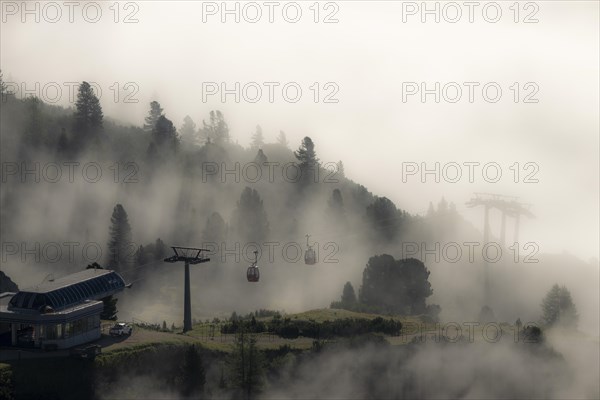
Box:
164, 246, 210, 332
466, 193, 534, 306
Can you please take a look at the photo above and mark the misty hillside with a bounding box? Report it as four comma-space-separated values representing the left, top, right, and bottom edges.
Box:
2, 3, 598, 399
1, 80, 598, 335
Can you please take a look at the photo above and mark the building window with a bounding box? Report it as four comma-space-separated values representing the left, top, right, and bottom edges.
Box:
88, 315, 99, 330
45, 324, 62, 340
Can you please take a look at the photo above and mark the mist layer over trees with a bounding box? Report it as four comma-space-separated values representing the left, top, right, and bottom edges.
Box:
0, 75, 598, 399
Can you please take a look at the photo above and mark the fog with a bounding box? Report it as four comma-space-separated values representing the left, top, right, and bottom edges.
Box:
2, 1, 598, 259
1, 1, 598, 399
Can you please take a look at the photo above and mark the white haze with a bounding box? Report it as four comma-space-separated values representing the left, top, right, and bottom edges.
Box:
2, 1, 598, 260
0, 2, 598, 399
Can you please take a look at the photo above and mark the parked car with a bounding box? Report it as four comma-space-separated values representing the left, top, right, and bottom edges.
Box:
109, 322, 132, 336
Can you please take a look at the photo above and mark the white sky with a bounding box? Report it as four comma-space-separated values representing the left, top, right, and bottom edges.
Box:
1, 1, 598, 260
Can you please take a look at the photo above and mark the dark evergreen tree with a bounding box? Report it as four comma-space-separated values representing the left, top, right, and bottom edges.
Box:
74, 81, 103, 132
541, 284, 578, 328
233, 187, 270, 244
100, 295, 118, 320
228, 330, 264, 399
143, 101, 163, 132
152, 115, 179, 148
107, 204, 133, 272
341, 281, 357, 305
358, 255, 433, 314
178, 344, 206, 397
294, 136, 319, 186
366, 197, 401, 241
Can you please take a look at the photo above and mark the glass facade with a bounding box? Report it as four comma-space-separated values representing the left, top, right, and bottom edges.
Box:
8, 272, 125, 311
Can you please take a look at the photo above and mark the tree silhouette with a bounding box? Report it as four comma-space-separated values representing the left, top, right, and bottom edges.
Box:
152, 115, 179, 149
203, 212, 228, 245
107, 204, 133, 272
56, 128, 69, 154
74, 81, 103, 138
202, 110, 230, 145
228, 330, 264, 399
336, 161, 345, 179
327, 188, 346, 229
179, 115, 197, 144
541, 284, 578, 328
154, 238, 168, 260
100, 295, 118, 320
366, 197, 401, 241
329, 188, 344, 211
254, 149, 268, 166
178, 344, 206, 397
358, 255, 433, 314
23, 97, 44, 147
144, 101, 163, 132
341, 282, 357, 305
276, 130, 289, 147
0, 69, 8, 94
250, 125, 265, 149
233, 187, 270, 244
294, 136, 319, 187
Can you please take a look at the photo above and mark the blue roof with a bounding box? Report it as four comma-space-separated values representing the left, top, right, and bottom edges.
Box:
8, 269, 125, 312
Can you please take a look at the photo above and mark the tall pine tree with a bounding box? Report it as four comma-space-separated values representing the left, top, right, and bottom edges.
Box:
152, 115, 179, 149
294, 136, 319, 187
74, 81, 103, 138
107, 204, 133, 272
144, 101, 163, 132
228, 331, 264, 399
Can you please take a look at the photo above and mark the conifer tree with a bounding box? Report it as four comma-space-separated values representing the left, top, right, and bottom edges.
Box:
144, 101, 163, 132
107, 204, 133, 272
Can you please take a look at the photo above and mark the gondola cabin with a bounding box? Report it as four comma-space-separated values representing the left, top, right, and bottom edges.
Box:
304, 234, 317, 265
305, 247, 316, 265
247, 265, 259, 282
247, 251, 260, 282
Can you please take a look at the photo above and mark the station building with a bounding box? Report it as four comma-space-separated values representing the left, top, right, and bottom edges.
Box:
0, 268, 126, 350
